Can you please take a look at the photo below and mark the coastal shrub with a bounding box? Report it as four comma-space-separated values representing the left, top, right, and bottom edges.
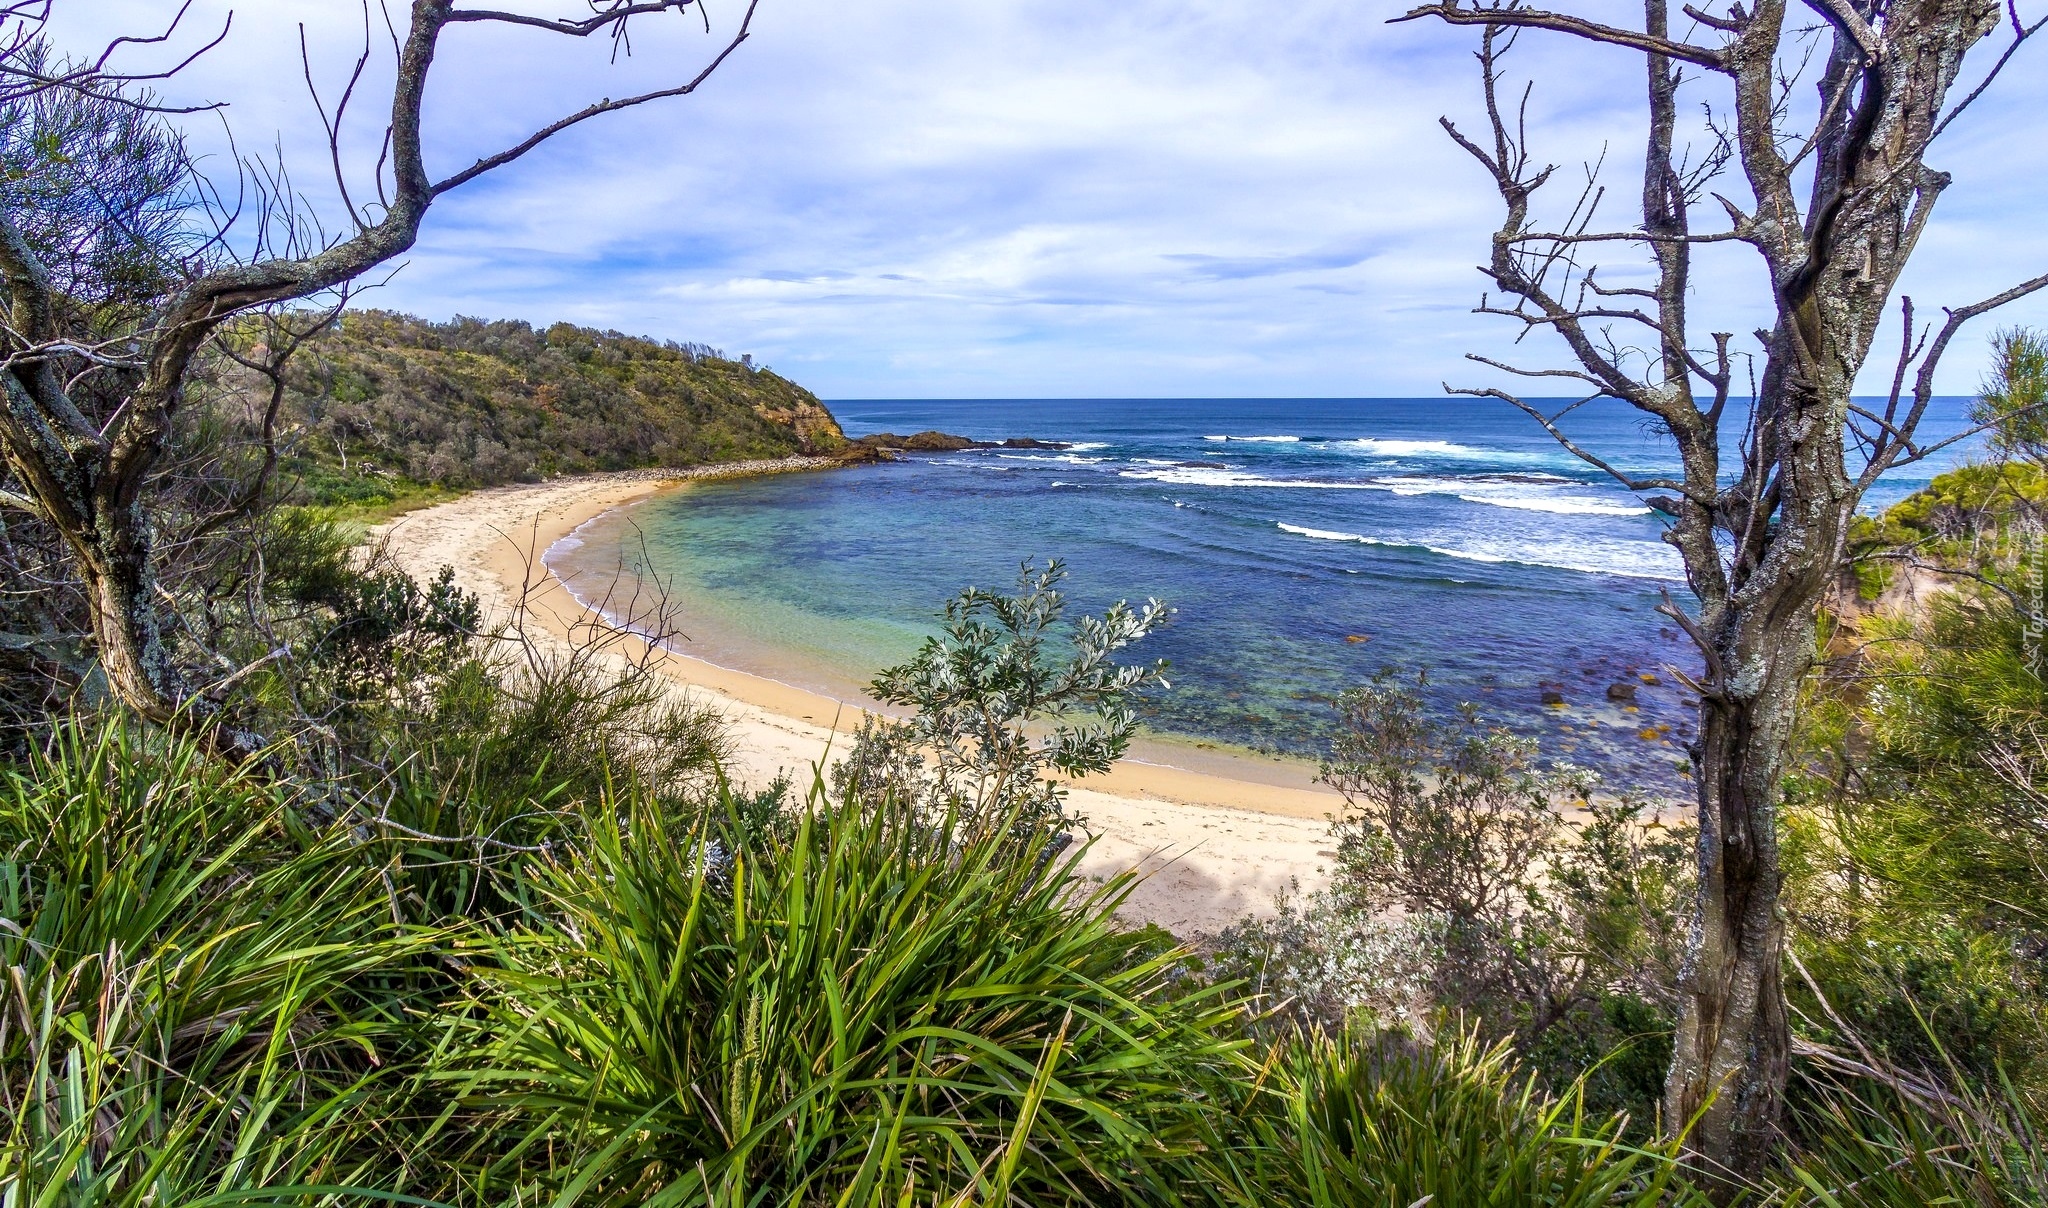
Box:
274, 310, 846, 495
0, 721, 433, 1205
1321, 673, 1691, 1039
1976, 327, 2048, 468
5, 711, 2029, 1206
159, 504, 742, 927
431, 784, 1249, 1206
333, 638, 738, 927
1209, 880, 1448, 1036
833, 558, 1170, 838
1782, 590, 2048, 1096
1168, 1026, 1697, 1208
1214, 672, 1691, 1116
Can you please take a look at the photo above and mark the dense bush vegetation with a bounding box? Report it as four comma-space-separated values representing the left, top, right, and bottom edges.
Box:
7, 506, 2044, 1203
260, 310, 847, 507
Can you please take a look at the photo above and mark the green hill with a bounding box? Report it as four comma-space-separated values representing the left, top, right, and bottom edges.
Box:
269, 311, 846, 507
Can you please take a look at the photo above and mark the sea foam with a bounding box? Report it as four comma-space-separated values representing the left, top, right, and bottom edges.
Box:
1121, 466, 1369, 489
1277, 521, 1682, 581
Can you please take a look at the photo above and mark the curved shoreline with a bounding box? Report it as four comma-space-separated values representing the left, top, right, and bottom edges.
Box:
373, 459, 1342, 933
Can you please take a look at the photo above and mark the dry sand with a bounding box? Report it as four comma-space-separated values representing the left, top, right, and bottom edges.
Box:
371, 461, 1343, 935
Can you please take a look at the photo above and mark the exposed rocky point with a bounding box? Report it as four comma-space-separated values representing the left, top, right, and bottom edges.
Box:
846, 430, 1073, 454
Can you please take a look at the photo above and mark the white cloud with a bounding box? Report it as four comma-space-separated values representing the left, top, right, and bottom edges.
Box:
41, 0, 2048, 398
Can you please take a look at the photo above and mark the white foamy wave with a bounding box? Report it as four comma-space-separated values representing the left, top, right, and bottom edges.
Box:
1371, 475, 1651, 516
1203, 434, 1301, 443
1065, 441, 1111, 451
1121, 466, 1368, 489
1277, 523, 1504, 562
1340, 437, 1576, 468
1276, 522, 1683, 581
1343, 438, 1485, 458
1278, 523, 1369, 542
543, 507, 630, 565
996, 452, 1113, 465
1459, 494, 1651, 516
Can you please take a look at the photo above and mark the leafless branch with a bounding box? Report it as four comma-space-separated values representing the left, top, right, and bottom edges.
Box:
431, 0, 761, 196
1394, 0, 1730, 71
1930, 0, 2047, 141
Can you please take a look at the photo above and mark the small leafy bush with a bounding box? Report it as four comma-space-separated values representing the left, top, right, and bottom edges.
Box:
834, 558, 1170, 838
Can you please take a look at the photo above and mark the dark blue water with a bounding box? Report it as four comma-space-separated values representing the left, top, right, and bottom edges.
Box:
553, 397, 1975, 794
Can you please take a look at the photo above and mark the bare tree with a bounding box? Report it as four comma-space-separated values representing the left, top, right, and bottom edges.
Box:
1398, 0, 2046, 1184
0, 0, 758, 740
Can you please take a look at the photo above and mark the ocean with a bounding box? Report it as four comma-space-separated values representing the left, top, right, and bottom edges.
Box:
546, 396, 1977, 794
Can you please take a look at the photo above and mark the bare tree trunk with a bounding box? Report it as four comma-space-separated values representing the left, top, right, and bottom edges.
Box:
1667, 603, 1816, 1175
74, 496, 181, 724
1402, 0, 2040, 1181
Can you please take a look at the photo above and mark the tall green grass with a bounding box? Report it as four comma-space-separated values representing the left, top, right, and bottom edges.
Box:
0, 722, 436, 1206
1162, 1025, 1697, 1208
7, 717, 2035, 1206
433, 792, 1250, 1206
1780, 1070, 2048, 1206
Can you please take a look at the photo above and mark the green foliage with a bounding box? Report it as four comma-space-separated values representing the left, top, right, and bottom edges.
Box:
1848, 329, 2048, 587
1780, 325, 2048, 1176
1275, 673, 1688, 1049
0, 721, 433, 1206
1784, 592, 2048, 1091
266, 310, 847, 501
0, 42, 194, 312
1780, 1072, 2048, 1207
1175, 1026, 1697, 1207
436, 788, 1248, 1206
1850, 461, 2048, 579
0, 680, 2012, 1206
1976, 327, 2048, 466
1211, 671, 1693, 1140
835, 559, 1171, 835
5, 524, 2033, 1205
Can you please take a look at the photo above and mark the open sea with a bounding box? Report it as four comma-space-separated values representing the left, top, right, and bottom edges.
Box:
548, 397, 1977, 794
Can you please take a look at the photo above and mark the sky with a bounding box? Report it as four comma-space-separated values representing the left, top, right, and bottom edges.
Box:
46, 0, 2048, 399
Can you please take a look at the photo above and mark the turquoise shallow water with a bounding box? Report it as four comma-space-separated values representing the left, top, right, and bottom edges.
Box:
548, 397, 1976, 794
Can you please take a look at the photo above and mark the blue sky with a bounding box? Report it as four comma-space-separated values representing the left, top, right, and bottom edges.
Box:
53, 0, 2048, 399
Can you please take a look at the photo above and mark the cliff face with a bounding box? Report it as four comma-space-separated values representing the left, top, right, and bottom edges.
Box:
275, 311, 845, 497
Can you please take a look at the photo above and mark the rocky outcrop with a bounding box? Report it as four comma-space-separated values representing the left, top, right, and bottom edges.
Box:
846, 431, 1072, 454
752, 399, 848, 455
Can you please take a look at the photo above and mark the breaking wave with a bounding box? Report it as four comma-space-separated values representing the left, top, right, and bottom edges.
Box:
1276, 522, 1683, 581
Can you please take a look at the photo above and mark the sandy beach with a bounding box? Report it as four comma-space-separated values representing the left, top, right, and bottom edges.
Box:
372, 459, 1344, 934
